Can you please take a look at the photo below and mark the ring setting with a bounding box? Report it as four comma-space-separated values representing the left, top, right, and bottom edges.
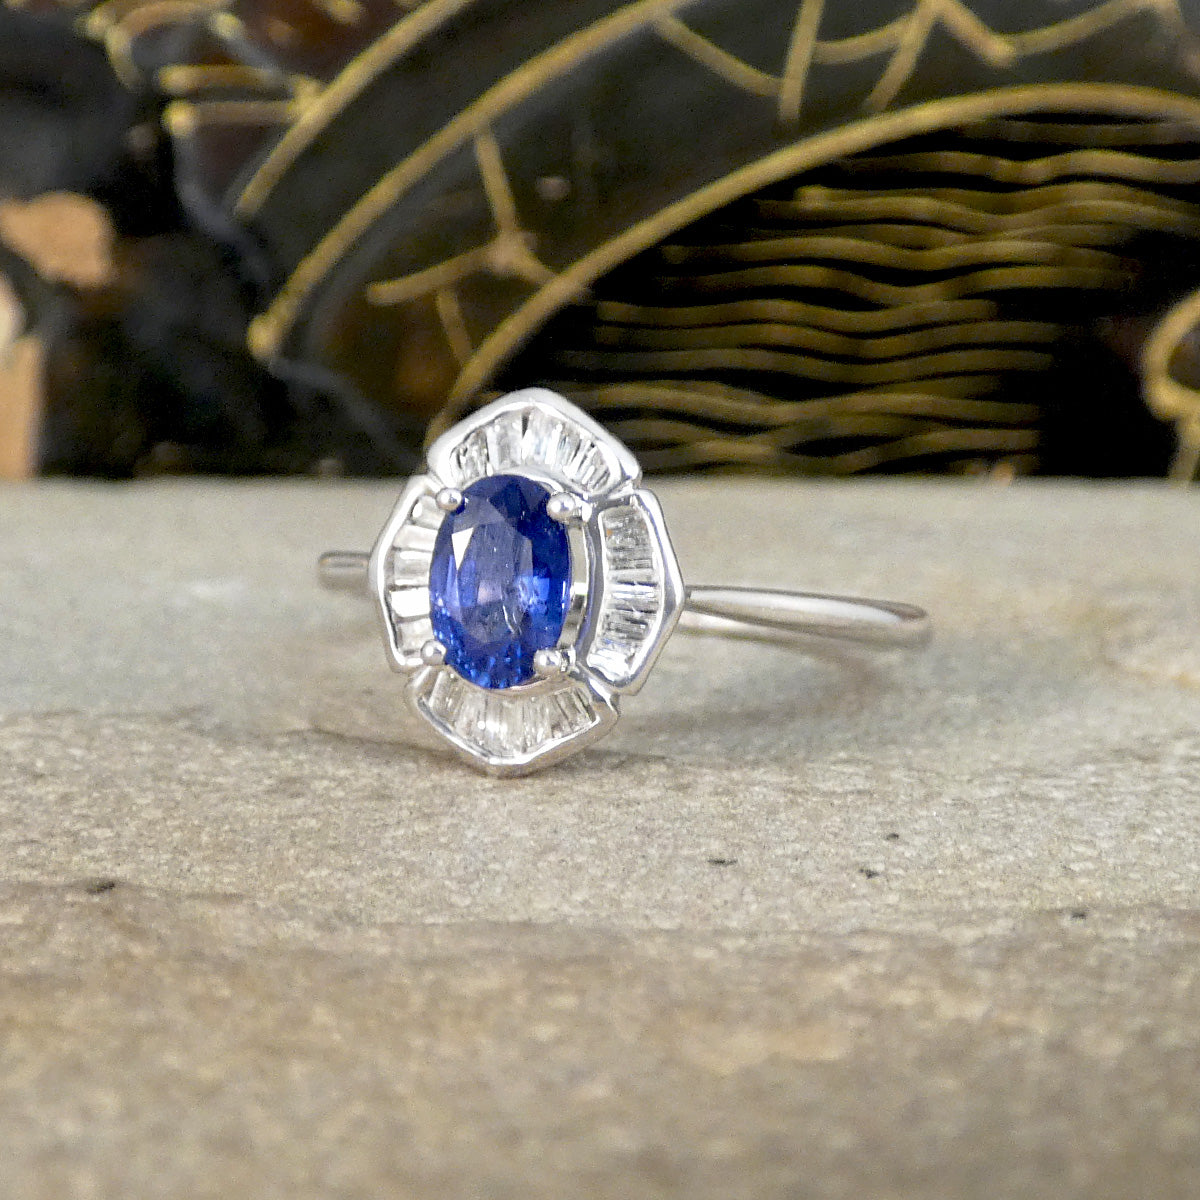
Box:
320, 387, 930, 776
366, 388, 685, 774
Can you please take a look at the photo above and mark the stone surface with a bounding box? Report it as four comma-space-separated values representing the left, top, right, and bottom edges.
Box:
1, 478, 1200, 1198
429, 473, 569, 688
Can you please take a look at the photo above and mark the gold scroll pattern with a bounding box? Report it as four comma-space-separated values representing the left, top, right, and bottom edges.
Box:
517, 112, 1200, 472
12, 0, 1200, 469
246, 0, 1200, 378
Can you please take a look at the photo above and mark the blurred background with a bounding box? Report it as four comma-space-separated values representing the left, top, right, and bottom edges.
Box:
3, 0, 1200, 481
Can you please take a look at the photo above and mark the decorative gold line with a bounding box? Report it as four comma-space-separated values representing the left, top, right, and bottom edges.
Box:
595, 296, 1000, 333
554, 345, 1055, 385
474, 129, 523, 237
1007, 0, 1184, 56
654, 15, 780, 98
782, 182, 1200, 213
434, 286, 473, 366
367, 246, 492, 306
779, 0, 826, 126
811, 17, 906, 65
309, 0, 364, 24
367, 132, 559, 313
745, 220, 967, 247
963, 115, 1200, 145
866, 0, 939, 112
759, 185, 1200, 232
95, 0, 226, 39
1141, 285, 1200, 480
580, 373, 1014, 410
1174, 438, 1200, 482
646, 262, 1125, 306
616, 413, 1032, 451
235, 0, 480, 218
609, 425, 1038, 472
845, 147, 1200, 186
164, 99, 297, 136
800, 0, 1193, 112
156, 64, 302, 96
658, 232, 1121, 272
435, 84, 1200, 435
247, 0, 692, 357
206, 9, 246, 41
860, 374, 995, 397
619, 414, 951, 445
591, 318, 1060, 359
746, 219, 1144, 249
96, 27, 142, 89
991, 222, 1141, 246
482, 235, 557, 286
579, 381, 1038, 425
930, 0, 1016, 67
472, 130, 558, 285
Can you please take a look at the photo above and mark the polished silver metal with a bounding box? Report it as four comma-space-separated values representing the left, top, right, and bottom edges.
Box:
318, 387, 930, 776
681, 587, 930, 647
420, 639, 447, 667
546, 492, 589, 525
435, 486, 464, 513
318, 551, 371, 592
533, 647, 571, 678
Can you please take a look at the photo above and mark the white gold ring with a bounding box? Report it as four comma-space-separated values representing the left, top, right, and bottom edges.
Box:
319, 388, 929, 776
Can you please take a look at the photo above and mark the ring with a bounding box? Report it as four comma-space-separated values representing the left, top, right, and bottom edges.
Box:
319, 388, 930, 775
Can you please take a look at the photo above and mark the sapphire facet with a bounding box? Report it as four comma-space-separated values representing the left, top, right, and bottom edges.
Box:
428, 474, 571, 689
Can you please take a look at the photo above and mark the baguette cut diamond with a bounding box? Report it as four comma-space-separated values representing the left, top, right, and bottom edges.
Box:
429, 474, 570, 689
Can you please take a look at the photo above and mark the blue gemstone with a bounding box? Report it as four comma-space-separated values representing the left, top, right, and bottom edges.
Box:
428, 475, 571, 689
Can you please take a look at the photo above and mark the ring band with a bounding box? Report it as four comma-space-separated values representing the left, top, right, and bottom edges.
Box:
319, 388, 929, 775
320, 558, 928, 650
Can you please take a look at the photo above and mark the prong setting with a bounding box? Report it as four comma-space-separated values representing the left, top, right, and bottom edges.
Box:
435, 487, 465, 513
533, 647, 571, 678
546, 492, 589, 525
420, 639, 448, 667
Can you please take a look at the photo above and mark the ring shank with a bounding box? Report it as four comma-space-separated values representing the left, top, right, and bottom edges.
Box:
681, 585, 929, 648
318, 553, 929, 650
318, 551, 373, 590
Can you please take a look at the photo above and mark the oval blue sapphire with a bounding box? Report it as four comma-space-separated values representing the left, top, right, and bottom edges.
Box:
428, 475, 571, 689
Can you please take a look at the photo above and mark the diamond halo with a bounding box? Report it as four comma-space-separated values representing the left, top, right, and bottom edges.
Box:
367, 388, 685, 775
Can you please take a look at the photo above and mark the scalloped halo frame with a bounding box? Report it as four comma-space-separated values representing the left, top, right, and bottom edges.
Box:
367, 388, 685, 775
